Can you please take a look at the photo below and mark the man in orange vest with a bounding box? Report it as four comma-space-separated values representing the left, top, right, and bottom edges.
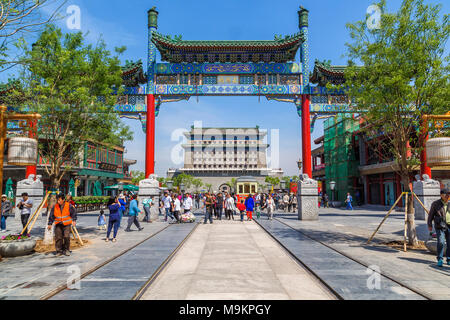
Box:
47, 194, 77, 256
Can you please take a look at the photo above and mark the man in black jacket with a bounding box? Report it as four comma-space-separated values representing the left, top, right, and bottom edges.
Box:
427, 188, 450, 267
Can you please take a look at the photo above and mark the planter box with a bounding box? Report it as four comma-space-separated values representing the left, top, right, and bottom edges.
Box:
0, 238, 36, 257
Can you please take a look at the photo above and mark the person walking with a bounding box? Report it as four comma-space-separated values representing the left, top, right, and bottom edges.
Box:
237, 200, 246, 222
225, 193, 235, 220
125, 195, 143, 232
118, 194, 127, 227
105, 196, 121, 242
203, 192, 213, 224
255, 193, 262, 219
216, 192, 224, 220
283, 193, 290, 213
292, 193, 298, 213
244, 194, 255, 221
266, 194, 275, 220
1, 195, 11, 233
322, 193, 329, 208
346, 193, 353, 210
142, 197, 153, 223
47, 194, 77, 256
427, 188, 450, 267
17, 192, 33, 235
161, 191, 174, 222
173, 194, 181, 223
183, 192, 193, 214
98, 210, 107, 230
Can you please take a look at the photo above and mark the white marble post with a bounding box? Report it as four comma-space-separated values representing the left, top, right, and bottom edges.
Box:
413, 174, 441, 220
297, 174, 319, 221
15, 174, 44, 220
138, 174, 161, 222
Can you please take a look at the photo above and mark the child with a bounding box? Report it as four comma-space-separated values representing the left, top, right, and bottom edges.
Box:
237, 200, 246, 222
98, 210, 107, 230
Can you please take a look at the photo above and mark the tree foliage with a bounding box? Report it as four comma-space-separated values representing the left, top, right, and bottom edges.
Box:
10, 25, 132, 189
344, 0, 449, 244
0, 0, 67, 72
131, 170, 145, 185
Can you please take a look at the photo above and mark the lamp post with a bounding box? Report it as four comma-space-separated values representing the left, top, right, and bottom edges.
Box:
118, 182, 124, 196
180, 182, 185, 194
280, 180, 286, 197
0, 106, 41, 193
330, 181, 336, 204
267, 183, 272, 194
297, 159, 303, 176
166, 180, 173, 191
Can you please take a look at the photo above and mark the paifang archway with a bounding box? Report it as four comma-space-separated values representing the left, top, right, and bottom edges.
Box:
115, 6, 356, 179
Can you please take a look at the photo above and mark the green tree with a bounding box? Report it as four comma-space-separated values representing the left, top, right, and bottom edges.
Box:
345, 0, 449, 245
192, 178, 203, 192
157, 177, 167, 187
131, 170, 145, 185
226, 178, 237, 192
204, 183, 212, 192
265, 176, 280, 189
0, 0, 67, 72
173, 173, 194, 190
11, 25, 132, 190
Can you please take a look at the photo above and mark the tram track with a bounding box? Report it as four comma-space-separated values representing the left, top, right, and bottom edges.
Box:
254, 216, 432, 300
41, 222, 198, 300
133, 222, 199, 300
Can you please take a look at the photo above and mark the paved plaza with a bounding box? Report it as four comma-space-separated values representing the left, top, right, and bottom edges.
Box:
141, 220, 335, 300
0, 207, 449, 300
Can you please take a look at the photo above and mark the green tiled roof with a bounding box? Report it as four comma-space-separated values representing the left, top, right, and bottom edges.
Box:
151, 31, 305, 63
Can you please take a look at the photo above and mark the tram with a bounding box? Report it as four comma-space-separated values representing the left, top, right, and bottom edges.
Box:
235, 176, 258, 204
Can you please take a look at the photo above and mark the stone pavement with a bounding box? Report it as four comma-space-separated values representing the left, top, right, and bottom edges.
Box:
267, 207, 450, 300
50, 223, 197, 300
257, 218, 424, 300
0, 214, 169, 300
141, 220, 336, 300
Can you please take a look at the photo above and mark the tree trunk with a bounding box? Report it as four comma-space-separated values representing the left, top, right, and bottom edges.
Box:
43, 176, 60, 245
402, 176, 419, 246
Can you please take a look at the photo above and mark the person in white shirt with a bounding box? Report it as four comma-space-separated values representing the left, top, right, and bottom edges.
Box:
183, 193, 193, 213
283, 194, 290, 212
173, 194, 181, 223
225, 193, 235, 220
266, 195, 275, 220
160, 191, 174, 222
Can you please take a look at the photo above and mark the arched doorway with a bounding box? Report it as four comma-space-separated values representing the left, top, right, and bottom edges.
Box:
218, 183, 231, 194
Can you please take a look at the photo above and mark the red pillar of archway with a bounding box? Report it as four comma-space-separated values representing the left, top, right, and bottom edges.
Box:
25, 119, 37, 178
145, 94, 156, 178
301, 94, 312, 178
420, 117, 432, 178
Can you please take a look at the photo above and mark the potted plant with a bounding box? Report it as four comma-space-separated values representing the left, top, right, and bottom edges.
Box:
0, 234, 37, 257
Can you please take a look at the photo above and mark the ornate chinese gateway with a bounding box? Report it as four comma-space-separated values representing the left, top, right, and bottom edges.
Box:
116, 6, 355, 178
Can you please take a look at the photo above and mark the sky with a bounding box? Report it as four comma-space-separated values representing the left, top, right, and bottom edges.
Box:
4, 0, 449, 177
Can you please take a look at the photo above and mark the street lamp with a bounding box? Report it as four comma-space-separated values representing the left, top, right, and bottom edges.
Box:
330, 181, 336, 203
180, 182, 185, 193
297, 159, 303, 175
267, 183, 272, 193
280, 180, 286, 191
166, 180, 173, 191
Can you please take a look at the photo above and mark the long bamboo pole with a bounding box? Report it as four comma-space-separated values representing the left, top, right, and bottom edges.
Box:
404, 193, 409, 252
411, 192, 430, 215
71, 225, 83, 246
26, 192, 51, 235
367, 192, 405, 244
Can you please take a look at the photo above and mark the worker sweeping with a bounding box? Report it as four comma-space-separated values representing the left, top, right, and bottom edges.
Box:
47, 194, 77, 257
